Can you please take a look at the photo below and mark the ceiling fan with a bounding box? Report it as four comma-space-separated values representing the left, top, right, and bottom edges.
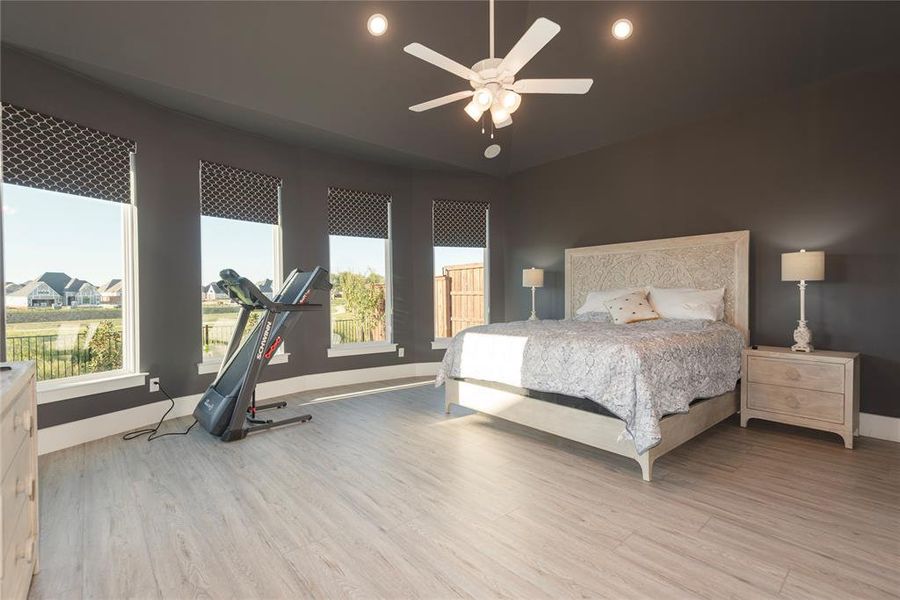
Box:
404, 0, 593, 129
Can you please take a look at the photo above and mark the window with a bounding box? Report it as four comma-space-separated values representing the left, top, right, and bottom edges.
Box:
199, 161, 282, 363
433, 200, 489, 341
327, 187, 392, 352
2, 103, 138, 383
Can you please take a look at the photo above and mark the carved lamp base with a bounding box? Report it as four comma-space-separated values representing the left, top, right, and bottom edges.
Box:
791, 320, 814, 353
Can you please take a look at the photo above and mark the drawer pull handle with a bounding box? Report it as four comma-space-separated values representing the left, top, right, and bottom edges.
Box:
16, 476, 36, 500
13, 410, 34, 435
15, 537, 35, 564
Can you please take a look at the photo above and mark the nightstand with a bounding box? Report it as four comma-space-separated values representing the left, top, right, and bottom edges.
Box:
740, 346, 859, 448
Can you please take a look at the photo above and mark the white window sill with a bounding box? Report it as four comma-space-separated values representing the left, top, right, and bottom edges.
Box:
37, 371, 148, 404
327, 343, 397, 358
431, 338, 451, 350
197, 352, 290, 375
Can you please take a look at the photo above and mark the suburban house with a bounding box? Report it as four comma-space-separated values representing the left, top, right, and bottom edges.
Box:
6, 272, 101, 307
257, 279, 274, 299
203, 282, 227, 301
203, 279, 274, 301
98, 279, 123, 304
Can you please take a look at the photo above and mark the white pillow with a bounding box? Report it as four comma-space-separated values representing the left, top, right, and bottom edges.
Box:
575, 287, 646, 315
649, 287, 725, 321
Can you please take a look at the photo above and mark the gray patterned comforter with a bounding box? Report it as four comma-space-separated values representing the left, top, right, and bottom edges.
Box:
436, 319, 744, 454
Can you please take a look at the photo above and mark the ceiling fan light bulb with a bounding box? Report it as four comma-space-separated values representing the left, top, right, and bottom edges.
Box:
474, 88, 494, 109
499, 90, 522, 113
464, 100, 484, 122
491, 106, 510, 125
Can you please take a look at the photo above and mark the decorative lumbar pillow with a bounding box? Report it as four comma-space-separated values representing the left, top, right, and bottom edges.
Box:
604, 291, 660, 324
575, 287, 646, 315
648, 287, 725, 321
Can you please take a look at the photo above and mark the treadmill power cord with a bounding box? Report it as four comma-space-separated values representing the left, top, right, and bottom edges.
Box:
123, 383, 198, 441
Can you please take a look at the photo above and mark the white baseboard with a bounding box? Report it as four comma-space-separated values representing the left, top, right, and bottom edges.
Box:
859, 412, 900, 443
38, 362, 440, 455
37, 366, 896, 455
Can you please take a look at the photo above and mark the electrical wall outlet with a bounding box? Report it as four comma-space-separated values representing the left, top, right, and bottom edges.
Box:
398, 347, 405, 358
149, 377, 160, 393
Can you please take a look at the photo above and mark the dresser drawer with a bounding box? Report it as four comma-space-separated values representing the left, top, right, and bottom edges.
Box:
0, 389, 34, 482
748, 383, 844, 424
1, 499, 36, 600
1, 443, 36, 558
747, 357, 843, 393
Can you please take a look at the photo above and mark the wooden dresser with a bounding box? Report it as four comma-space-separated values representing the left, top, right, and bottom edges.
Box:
740, 346, 859, 448
0, 362, 39, 600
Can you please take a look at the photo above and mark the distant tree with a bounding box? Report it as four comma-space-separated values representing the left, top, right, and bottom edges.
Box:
336, 271, 385, 324
87, 321, 122, 372
244, 310, 261, 336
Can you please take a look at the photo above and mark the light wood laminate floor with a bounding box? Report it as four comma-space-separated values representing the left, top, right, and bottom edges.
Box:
31, 381, 900, 599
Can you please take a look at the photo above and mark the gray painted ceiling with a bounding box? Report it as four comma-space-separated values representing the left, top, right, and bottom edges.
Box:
3, 1, 900, 176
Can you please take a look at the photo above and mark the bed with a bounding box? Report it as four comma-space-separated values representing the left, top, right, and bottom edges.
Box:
438, 230, 750, 481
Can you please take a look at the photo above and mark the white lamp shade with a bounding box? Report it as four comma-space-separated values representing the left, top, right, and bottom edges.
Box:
782, 250, 825, 281
522, 268, 544, 288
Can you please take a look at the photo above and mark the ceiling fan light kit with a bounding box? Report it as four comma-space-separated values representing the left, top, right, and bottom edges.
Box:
405, 0, 593, 139
464, 100, 484, 121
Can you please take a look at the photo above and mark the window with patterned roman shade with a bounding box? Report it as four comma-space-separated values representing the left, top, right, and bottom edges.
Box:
327, 187, 391, 238
433, 199, 489, 248
200, 160, 281, 225
1, 103, 136, 204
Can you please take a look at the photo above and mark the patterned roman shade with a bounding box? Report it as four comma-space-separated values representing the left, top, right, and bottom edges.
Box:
328, 187, 391, 239
200, 160, 281, 224
1, 103, 136, 203
433, 199, 489, 248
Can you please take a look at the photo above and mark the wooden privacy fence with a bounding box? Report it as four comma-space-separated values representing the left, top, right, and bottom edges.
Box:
434, 262, 484, 338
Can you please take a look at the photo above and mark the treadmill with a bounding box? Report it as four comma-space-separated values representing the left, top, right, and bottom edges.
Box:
194, 266, 331, 441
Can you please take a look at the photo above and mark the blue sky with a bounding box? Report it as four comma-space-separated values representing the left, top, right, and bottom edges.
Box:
3, 184, 124, 285
3, 184, 485, 286
201, 216, 275, 284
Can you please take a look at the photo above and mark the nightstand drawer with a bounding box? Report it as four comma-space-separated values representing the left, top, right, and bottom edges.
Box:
747, 357, 843, 393
747, 383, 844, 423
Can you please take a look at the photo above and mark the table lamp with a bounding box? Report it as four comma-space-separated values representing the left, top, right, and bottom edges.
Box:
781, 249, 825, 352
522, 268, 544, 320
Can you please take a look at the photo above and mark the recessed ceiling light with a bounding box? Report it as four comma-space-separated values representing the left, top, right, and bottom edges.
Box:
484, 144, 501, 159
612, 18, 633, 40
367, 13, 388, 36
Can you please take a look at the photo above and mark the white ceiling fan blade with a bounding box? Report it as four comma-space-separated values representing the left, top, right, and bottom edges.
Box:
513, 79, 594, 94
404, 43, 480, 81
409, 91, 474, 112
498, 18, 561, 77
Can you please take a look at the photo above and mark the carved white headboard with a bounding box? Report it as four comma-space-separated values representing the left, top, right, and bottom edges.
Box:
564, 231, 749, 340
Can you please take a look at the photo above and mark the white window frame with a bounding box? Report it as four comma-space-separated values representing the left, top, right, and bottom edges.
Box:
431, 206, 489, 349
327, 202, 396, 358
34, 151, 145, 401
196, 191, 285, 374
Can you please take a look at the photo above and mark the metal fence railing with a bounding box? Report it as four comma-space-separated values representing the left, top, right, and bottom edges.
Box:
6, 331, 122, 381
332, 317, 385, 344
202, 323, 238, 349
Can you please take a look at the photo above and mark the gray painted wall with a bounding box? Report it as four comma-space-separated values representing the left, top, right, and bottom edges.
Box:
0, 49, 506, 428
504, 68, 900, 418
3, 49, 897, 426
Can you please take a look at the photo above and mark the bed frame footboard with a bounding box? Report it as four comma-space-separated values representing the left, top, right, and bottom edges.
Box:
444, 378, 738, 481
